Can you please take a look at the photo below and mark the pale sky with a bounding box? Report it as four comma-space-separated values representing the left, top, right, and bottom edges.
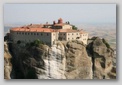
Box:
4, 4, 116, 25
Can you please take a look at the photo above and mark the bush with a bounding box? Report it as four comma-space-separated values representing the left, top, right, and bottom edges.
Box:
26, 39, 44, 47
33, 39, 41, 47
72, 25, 78, 30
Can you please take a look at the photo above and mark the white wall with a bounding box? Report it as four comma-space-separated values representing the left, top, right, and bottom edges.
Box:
66, 32, 80, 41
10, 30, 89, 45
62, 25, 72, 29
80, 33, 89, 44
10, 31, 54, 45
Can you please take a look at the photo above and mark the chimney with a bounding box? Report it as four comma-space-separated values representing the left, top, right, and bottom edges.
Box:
46, 22, 48, 24
58, 18, 63, 24
53, 21, 56, 24
30, 23, 32, 26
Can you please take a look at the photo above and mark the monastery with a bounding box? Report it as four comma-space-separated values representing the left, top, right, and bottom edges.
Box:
9, 18, 88, 45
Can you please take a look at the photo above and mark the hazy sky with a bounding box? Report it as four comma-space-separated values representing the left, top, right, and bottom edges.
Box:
4, 4, 116, 25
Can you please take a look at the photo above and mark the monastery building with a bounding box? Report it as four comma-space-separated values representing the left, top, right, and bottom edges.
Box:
9, 18, 88, 45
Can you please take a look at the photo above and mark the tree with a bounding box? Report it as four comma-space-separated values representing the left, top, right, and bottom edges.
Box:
29, 39, 44, 47
67, 21, 70, 24
72, 25, 78, 30
32, 39, 41, 47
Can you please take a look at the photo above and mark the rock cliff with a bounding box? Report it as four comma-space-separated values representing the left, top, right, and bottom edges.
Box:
4, 42, 12, 79
4, 37, 116, 79
86, 37, 116, 79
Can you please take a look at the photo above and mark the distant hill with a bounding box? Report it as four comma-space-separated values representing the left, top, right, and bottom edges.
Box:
77, 23, 116, 49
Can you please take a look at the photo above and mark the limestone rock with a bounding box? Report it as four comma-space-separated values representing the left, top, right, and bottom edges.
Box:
4, 42, 12, 79
65, 40, 92, 79
4, 37, 116, 79
87, 37, 116, 79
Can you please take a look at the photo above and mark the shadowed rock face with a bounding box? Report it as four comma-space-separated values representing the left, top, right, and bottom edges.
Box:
87, 37, 116, 79
4, 37, 116, 79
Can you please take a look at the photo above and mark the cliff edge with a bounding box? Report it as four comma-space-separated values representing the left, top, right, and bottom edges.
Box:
4, 37, 116, 79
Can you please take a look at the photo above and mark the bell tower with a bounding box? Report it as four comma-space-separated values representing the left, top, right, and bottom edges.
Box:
58, 18, 63, 24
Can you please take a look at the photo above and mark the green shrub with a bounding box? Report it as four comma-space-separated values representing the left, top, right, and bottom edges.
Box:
72, 25, 78, 30
26, 39, 44, 47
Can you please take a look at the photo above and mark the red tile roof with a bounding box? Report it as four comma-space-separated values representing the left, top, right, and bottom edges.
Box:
10, 27, 55, 32
54, 24, 65, 26
10, 27, 87, 34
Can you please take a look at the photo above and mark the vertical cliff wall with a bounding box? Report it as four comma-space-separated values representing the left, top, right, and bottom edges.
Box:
4, 38, 116, 79
4, 42, 12, 79
87, 37, 116, 79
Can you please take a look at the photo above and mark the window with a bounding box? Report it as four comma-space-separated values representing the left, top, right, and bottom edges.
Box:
77, 33, 78, 35
47, 33, 49, 36
41, 33, 43, 36
68, 33, 70, 35
25, 33, 27, 35
28, 33, 29, 35
72, 38, 74, 39
72, 33, 73, 35
34, 33, 36, 35
64, 34, 65, 35
53, 34, 55, 36
19, 32, 21, 34
31, 33, 33, 35
22, 32, 24, 35
37, 33, 39, 35
68, 38, 70, 40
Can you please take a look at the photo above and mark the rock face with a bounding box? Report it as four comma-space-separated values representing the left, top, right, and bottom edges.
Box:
4, 42, 12, 79
65, 41, 92, 79
87, 37, 116, 79
4, 37, 116, 79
